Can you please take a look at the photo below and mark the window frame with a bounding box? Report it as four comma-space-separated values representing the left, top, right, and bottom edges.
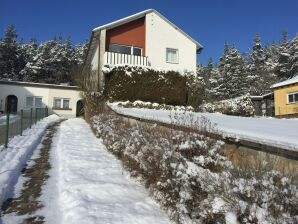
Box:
109, 43, 142, 56
53, 98, 71, 110
287, 92, 298, 104
166, 48, 179, 64
25, 96, 43, 108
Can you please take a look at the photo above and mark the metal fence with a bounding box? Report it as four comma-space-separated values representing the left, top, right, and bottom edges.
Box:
0, 107, 48, 148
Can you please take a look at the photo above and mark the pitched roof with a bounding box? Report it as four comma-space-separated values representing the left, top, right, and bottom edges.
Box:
92, 9, 203, 51
271, 75, 298, 88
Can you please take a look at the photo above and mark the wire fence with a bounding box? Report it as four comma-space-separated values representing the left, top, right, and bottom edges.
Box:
0, 107, 48, 148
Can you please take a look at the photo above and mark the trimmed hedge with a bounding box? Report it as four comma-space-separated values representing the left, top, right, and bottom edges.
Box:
103, 66, 187, 105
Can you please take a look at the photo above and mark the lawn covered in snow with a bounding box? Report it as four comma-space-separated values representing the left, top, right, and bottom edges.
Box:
110, 105, 298, 152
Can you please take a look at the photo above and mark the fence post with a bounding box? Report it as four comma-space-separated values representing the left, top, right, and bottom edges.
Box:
4, 113, 10, 148
20, 110, 23, 136
35, 108, 38, 124
30, 108, 33, 128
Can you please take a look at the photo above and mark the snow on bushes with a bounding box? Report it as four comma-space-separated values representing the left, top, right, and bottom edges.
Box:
108, 100, 194, 112
91, 112, 298, 223
199, 94, 255, 116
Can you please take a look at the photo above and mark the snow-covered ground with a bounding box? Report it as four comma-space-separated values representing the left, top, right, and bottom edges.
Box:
0, 115, 60, 206
41, 118, 170, 224
0, 114, 18, 126
110, 105, 298, 152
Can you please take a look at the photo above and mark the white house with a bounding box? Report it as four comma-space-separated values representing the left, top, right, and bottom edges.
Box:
0, 80, 83, 118
84, 9, 203, 90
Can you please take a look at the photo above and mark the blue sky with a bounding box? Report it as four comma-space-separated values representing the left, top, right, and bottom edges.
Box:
0, 0, 297, 64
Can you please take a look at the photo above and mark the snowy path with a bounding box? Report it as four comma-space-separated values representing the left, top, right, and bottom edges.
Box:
42, 118, 170, 224
110, 106, 298, 152
0, 115, 60, 207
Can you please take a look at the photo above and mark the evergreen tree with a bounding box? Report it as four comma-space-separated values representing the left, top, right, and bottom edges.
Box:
218, 44, 249, 99
289, 34, 298, 78
276, 31, 291, 80
0, 25, 23, 80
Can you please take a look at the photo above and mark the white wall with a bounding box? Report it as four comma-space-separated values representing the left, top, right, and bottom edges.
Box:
145, 12, 197, 73
0, 83, 82, 118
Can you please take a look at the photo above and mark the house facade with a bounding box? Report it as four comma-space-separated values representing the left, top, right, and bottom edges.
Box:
271, 75, 298, 118
84, 9, 203, 91
0, 81, 83, 118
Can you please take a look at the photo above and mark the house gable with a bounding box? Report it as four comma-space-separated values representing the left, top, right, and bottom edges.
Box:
105, 17, 146, 56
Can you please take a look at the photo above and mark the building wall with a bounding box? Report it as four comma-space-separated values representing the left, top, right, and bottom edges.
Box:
106, 17, 146, 55
274, 83, 298, 117
145, 11, 197, 72
0, 83, 82, 118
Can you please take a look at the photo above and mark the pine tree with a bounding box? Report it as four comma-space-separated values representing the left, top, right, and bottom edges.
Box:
289, 34, 298, 78
276, 31, 291, 80
0, 25, 23, 80
218, 44, 249, 99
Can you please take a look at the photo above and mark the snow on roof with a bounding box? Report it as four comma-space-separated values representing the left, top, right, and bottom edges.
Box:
271, 75, 298, 88
92, 9, 203, 51
0, 80, 80, 90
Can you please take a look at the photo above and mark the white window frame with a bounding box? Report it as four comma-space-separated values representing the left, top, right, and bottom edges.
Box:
53, 98, 71, 109
109, 43, 142, 56
287, 92, 298, 104
166, 48, 179, 64
26, 96, 43, 108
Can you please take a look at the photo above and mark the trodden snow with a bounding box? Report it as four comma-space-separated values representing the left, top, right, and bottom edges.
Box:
41, 118, 170, 224
110, 105, 298, 152
0, 115, 60, 206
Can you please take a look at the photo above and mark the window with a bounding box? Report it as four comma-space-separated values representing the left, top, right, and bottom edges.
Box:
63, 99, 70, 109
26, 96, 43, 108
35, 97, 42, 108
53, 98, 70, 109
54, 98, 61, 108
288, 92, 298, 104
133, 47, 142, 56
26, 97, 34, 108
109, 44, 131, 54
109, 44, 142, 56
166, 48, 179, 64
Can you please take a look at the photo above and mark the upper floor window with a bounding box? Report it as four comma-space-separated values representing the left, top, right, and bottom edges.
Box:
109, 44, 142, 56
288, 92, 298, 104
166, 48, 179, 64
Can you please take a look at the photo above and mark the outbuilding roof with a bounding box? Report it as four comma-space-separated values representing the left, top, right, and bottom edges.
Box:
0, 80, 80, 90
92, 9, 203, 51
271, 75, 298, 89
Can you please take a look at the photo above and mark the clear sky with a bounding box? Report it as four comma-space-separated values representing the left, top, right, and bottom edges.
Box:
0, 0, 297, 64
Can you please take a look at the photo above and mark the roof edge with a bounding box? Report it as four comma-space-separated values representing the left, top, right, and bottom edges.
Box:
92, 9, 203, 50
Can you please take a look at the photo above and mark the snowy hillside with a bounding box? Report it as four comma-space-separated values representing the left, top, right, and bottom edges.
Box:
110, 104, 298, 152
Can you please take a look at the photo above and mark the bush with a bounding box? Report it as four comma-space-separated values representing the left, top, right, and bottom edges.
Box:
103, 65, 205, 109
199, 94, 255, 117
91, 112, 298, 223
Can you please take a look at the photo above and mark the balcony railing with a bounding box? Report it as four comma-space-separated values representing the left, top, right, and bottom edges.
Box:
104, 52, 149, 67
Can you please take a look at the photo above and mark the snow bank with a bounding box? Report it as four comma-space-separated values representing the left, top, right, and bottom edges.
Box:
0, 114, 60, 206
41, 118, 170, 224
108, 100, 194, 111
110, 105, 298, 152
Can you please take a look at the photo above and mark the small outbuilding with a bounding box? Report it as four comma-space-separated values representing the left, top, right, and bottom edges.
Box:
0, 80, 83, 118
271, 75, 298, 118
